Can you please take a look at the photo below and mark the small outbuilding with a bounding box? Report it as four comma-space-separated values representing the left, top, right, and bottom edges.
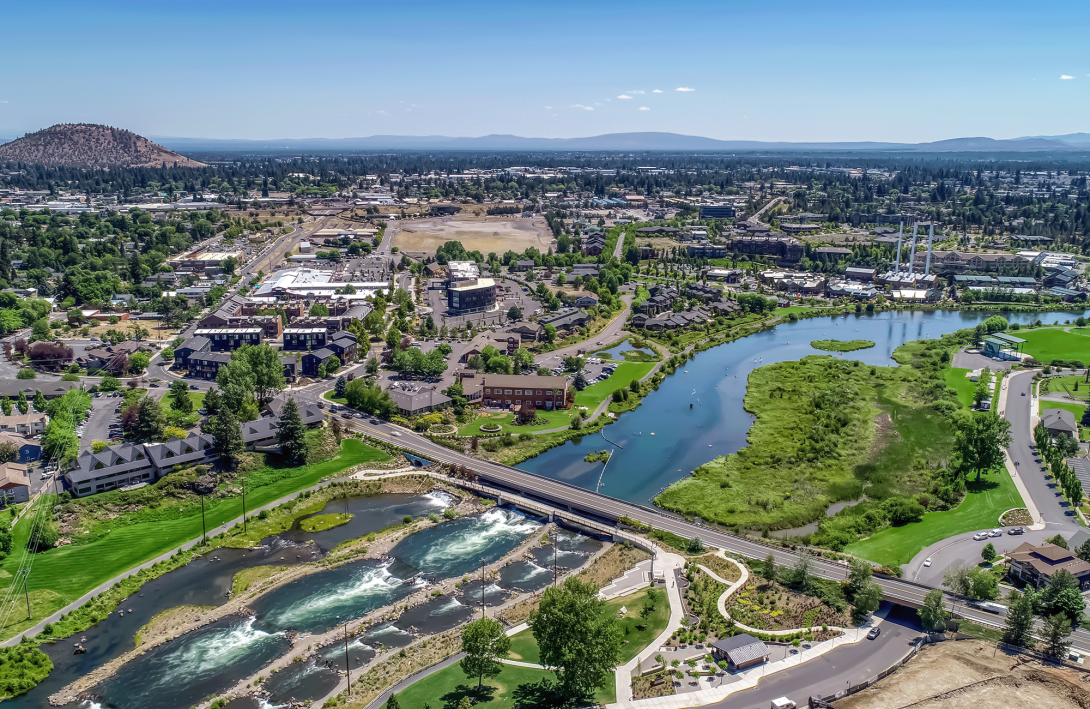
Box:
710, 633, 770, 671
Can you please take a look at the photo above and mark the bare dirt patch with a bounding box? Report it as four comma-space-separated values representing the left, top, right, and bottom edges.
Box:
394, 215, 554, 255
837, 639, 1090, 709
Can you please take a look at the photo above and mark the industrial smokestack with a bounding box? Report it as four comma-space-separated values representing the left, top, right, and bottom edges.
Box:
906, 222, 919, 276
893, 222, 903, 272
924, 223, 934, 277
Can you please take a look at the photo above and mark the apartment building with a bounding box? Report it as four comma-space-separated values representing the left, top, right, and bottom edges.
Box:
480, 374, 568, 411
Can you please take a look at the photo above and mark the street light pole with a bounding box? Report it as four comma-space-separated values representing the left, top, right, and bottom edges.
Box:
22, 570, 30, 620
344, 622, 352, 698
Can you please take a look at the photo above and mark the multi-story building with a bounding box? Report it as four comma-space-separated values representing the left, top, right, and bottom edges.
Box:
729, 234, 804, 263
698, 205, 735, 219
283, 327, 329, 351
194, 328, 263, 352
448, 278, 498, 314
0, 413, 48, 437
173, 336, 211, 369
480, 374, 569, 411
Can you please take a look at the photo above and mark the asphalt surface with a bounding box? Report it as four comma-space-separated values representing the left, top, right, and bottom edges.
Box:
709, 604, 922, 709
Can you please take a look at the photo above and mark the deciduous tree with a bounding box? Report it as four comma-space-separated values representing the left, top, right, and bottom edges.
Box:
459, 618, 510, 692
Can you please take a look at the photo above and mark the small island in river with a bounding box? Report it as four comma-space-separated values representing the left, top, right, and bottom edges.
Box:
810, 339, 875, 352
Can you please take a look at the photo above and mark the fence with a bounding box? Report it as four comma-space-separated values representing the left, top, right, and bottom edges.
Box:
809, 638, 924, 707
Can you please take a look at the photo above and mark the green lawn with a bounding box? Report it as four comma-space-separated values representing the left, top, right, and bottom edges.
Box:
1014, 327, 1090, 363
0, 439, 389, 640
1041, 401, 1090, 439
507, 587, 670, 667
944, 367, 976, 409
574, 362, 656, 411
845, 465, 1024, 567
1042, 375, 1089, 401
161, 391, 205, 411
457, 409, 575, 436
394, 659, 615, 709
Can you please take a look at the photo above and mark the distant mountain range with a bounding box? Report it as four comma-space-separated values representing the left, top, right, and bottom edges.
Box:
147, 131, 1090, 153
4, 128, 1090, 161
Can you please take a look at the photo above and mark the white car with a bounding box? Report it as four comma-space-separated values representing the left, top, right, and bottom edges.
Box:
973, 532, 988, 541
989, 529, 1003, 538
923, 557, 932, 567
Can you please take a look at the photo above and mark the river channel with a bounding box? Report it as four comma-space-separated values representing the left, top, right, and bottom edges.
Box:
518, 308, 1089, 506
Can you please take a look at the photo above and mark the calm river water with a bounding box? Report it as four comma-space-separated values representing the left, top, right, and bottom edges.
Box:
518, 308, 1089, 506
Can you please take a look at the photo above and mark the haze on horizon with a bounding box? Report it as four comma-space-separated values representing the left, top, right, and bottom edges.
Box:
2, 0, 1089, 144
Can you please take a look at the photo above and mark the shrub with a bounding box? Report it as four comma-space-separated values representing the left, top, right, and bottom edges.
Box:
16, 369, 35, 380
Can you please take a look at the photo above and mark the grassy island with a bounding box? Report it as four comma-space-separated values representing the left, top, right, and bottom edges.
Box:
299, 512, 354, 533
655, 330, 1024, 560
810, 339, 875, 352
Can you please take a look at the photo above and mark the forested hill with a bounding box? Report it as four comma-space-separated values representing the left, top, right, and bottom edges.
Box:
0, 124, 205, 168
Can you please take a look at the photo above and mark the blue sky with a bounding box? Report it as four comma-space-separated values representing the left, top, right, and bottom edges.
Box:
2, 0, 1089, 142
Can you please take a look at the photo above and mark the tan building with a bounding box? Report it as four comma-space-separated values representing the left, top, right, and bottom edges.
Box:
0, 412, 48, 437
0, 463, 30, 504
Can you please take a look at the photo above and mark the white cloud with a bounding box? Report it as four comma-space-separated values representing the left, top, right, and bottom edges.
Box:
377, 110, 388, 115
1061, 74, 1075, 80
639, 106, 650, 111
652, 89, 663, 93
628, 90, 645, 94
0, 100, 8, 104
571, 104, 594, 111
676, 87, 695, 92
617, 94, 633, 99
545, 106, 552, 109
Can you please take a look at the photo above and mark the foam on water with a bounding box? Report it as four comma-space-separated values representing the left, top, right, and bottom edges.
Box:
158, 617, 281, 682
423, 491, 455, 507
267, 563, 403, 628
413, 509, 539, 570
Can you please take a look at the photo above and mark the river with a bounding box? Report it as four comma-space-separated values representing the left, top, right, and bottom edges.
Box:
517, 308, 1089, 506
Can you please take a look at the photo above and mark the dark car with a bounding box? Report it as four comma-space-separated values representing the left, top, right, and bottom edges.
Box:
1008, 527, 1025, 535
189, 385, 199, 390
867, 627, 881, 640
370, 419, 381, 425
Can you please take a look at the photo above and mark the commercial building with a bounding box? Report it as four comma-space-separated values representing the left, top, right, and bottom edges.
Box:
1008, 541, 1090, 590
913, 251, 1029, 274
729, 234, 804, 263
168, 249, 244, 275
481, 374, 568, 410
448, 277, 498, 313
388, 386, 452, 416
67, 433, 218, 497
538, 308, 589, 332
710, 634, 770, 671
698, 205, 735, 219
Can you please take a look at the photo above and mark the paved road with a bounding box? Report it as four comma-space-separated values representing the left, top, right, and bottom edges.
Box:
709, 604, 922, 709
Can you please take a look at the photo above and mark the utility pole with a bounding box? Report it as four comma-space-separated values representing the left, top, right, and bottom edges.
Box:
552, 530, 558, 586
480, 557, 486, 620
344, 622, 352, 698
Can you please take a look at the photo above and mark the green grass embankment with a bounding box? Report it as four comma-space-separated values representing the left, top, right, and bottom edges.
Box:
810, 339, 875, 352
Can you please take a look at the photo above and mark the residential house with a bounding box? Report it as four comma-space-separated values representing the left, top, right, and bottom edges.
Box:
509, 323, 542, 342
574, 295, 599, 308
187, 352, 232, 380
0, 413, 48, 437
0, 463, 30, 504
0, 381, 79, 400
68, 442, 155, 496
1041, 408, 1079, 441
144, 432, 219, 475
325, 332, 359, 364
283, 327, 329, 351
481, 374, 568, 411
302, 348, 337, 376
0, 433, 40, 463
266, 397, 325, 428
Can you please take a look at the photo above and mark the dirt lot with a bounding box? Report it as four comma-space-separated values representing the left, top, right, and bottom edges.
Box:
394, 214, 554, 255
838, 639, 1090, 709
74, 318, 182, 342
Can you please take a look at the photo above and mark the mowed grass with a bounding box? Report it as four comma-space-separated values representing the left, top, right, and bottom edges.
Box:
506, 587, 669, 667
1015, 327, 1090, 363
574, 362, 656, 411
846, 465, 1023, 567
161, 391, 206, 411
0, 439, 389, 639
458, 409, 574, 436
944, 367, 976, 409
395, 659, 615, 709
1042, 375, 1089, 400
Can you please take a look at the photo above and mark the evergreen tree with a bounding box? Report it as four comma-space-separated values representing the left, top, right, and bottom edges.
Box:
168, 380, 193, 413
133, 398, 167, 443
203, 386, 222, 414
1042, 613, 1073, 659
276, 398, 308, 465
213, 406, 244, 466
335, 375, 347, 398
1, 397, 11, 416
1002, 589, 1036, 648
16, 392, 28, 415
33, 389, 46, 412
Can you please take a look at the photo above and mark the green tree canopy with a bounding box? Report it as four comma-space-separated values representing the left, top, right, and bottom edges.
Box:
459, 618, 511, 691
276, 398, 308, 465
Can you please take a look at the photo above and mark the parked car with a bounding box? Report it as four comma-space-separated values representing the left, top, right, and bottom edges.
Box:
973, 532, 989, 541
1008, 527, 1025, 535
989, 529, 1003, 537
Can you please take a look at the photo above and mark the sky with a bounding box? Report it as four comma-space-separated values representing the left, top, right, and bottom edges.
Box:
2, 0, 1090, 143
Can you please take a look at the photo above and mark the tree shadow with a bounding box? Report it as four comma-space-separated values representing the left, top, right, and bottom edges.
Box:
965, 477, 999, 494
510, 679, 592, 709
439, 683, 497, 709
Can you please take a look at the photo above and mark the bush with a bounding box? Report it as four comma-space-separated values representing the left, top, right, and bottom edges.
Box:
15, 369, 35, 380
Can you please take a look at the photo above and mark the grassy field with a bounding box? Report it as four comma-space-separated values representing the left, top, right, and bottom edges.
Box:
1042, 375, 1089, 401
944, 367, 976, 409
161, 391, 206, 411
506, 587, 670, 667
458, 409, 574, 436
0, 439, 389, 640
846, 464, 1023, 567
393, 661, 615, 709
573, 362, 656, 410
810, 339, 875, 352
1015, 327, 1090, 363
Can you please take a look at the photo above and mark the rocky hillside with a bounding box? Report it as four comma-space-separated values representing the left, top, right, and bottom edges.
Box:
0, 124, 205, 168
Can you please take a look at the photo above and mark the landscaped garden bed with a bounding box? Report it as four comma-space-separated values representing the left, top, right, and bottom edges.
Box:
428, 423, 456, 435
999, 508, 1033, 526
479, 423, 502, 433
632, 667, 677, 699
725, 577, 852, 632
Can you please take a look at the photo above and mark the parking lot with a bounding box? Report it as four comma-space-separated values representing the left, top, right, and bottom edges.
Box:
80, 392, 127, 450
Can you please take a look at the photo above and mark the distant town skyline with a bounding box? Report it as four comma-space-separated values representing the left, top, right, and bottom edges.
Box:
2, 0, 1089, 143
